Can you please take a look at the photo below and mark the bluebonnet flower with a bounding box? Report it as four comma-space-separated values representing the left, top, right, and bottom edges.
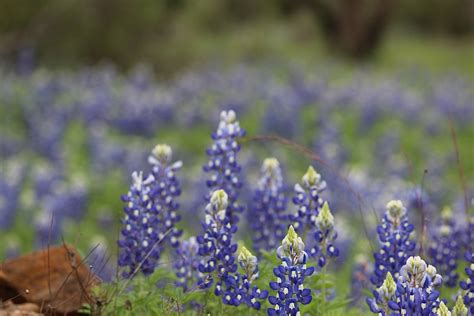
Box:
268, 226, 315, 316
371, 200, 416, 287
233, 246, 269, 309
174, 236, 201, 291
368, 256, 443, 315
289, 166, 326, 239
117, 171, 159, 278
366, 271, 398, 315
389, 256, 443, 315
196, 190, 239, 296
428, 207, 462, 287
203, 110, 246, 224
312, 201, 340, 268
147, 144, 183, 249
249, 158, 288, 252
460, 251, 474, 315
351, 254, 373, 308
289, 166, 338, 267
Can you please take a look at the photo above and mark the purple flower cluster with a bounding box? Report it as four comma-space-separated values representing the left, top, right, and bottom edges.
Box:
428, 207, 462, 287
289, 166, 326, 237
203, 110, 246, 224
174, 236, 201, 291
147, 145, 183, 249
371, 200, 416, 287
118, 171, 158, 277
289, 166, 339, 267
268, 226, 315, 316
248, 158, 288, 252
233, 247, 269, 309
312, 201, 340, 268
460, 251, 474, 315
350, 254, 373, 308
197, 189, 238, 290
196, 190, 267, 309
367, 256, 443, 315
118, 144, 182, 278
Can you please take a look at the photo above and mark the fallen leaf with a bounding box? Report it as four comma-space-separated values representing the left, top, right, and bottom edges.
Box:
0, 245, 100, 315
0, 300, 42, 316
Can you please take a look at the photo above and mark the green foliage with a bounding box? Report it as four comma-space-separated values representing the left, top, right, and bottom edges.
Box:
83, 250, 358, 315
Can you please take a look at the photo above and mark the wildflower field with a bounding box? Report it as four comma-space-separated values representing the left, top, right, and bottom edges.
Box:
0, 58, 473, 316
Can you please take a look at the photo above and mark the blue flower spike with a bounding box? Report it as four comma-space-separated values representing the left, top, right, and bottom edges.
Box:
312, 201, 339, 268
203, 110, 246, 225
118, 171, 158, 278
371, 199, 416, 287
250, 157, 288, 252
428, 206, 462, 287
268, 225, 314, 316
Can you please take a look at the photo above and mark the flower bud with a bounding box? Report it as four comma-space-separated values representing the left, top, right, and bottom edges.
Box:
316, 201, 334, 231
302, 166, 320, 188
452, 295, 468, 316
401, 256, 427, 287
386, 200, 406, 223
150, 144, 172, 165
262, 158, 280, 174
378, 272, 396, 299
278, 226, 306, 262
436, 301, 451, 316
238, 246, 258, 277
211, 189, 228, 212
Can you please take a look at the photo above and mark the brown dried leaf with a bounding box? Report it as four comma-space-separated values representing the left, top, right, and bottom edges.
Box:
0, 300, 42, 315
0, 245, 100, 315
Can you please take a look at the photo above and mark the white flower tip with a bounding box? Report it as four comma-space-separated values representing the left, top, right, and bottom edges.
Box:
210, 189, 228, 211
151, 144, 172, 164
302, 165, 321, 187
386, 199, 406, 220
262, 157, 280, 171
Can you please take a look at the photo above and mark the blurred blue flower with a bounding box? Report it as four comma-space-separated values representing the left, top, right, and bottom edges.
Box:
460, 251, 474, 315
147, 144, 183, 249
248, 158, 288, 252
428, 207, 462, 287
0, 161, 26, 230
174, 236, 201, 291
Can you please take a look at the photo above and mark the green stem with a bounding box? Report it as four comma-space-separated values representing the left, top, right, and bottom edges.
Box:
218, 294, 224, 314
322, 264, 327, 316
321, 238, 328, 316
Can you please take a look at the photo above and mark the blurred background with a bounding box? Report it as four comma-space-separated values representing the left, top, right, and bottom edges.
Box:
0, 0, 473, 309
0, 0, 473, 74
